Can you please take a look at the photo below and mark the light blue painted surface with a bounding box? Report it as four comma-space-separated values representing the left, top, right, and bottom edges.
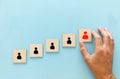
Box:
0, 0, 120, 79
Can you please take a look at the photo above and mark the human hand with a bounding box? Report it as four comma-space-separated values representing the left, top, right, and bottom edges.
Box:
80, 28, 115, 79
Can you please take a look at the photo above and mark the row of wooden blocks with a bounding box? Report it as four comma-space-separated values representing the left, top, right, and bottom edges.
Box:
13, 29, 92, 63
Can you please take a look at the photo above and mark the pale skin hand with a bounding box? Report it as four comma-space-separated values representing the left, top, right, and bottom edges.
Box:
80, 28, 115, 79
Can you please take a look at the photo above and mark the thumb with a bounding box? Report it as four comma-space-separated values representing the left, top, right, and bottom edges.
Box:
79, 42, 90, 58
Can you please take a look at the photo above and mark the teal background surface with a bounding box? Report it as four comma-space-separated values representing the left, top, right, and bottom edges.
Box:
0, 0, 120, 79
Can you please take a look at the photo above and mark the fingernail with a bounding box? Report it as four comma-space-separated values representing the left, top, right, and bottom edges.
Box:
105, 27, 108, 30
92, 30, 94, 33
98, 27, 101, 29
98, 27, 101, 31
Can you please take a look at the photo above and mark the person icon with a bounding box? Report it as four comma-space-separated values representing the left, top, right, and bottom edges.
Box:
67, 37, 72, 44
82, 31, 89, 39
50, 42, 55, 50
34, 47, 38, 54
17, 53, 22, 60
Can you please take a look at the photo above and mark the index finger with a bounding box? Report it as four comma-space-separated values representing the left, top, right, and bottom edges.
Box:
92, 31, 102, 47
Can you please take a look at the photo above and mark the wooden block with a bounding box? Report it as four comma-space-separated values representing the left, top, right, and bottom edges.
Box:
79, 29, 92, 42
13, 49, 26, 63
30, 44, 43, 57
62, 34, 76, 47
46, 39, 59, 52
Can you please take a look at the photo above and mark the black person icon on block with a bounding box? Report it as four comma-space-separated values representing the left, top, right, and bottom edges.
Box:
67, 37, 72, 44
17, 52, 22, 60
50, 42, 55, 50
34, 47, 38, 54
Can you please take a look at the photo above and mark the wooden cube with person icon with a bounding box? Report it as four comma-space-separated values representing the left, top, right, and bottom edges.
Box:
62, 34, 76, 47
46, 39, 59, 52
30, 44, 43, 58
13, 49, 26, 63
79, 29, 92, 42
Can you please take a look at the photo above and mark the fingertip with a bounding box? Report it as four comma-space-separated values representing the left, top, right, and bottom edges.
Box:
92, 30, 94, 33
104, 27, 110, 33
104, 27, 108, 30
92, 30, 95, 34
104, 27, 108, 31
79, 41, 84, 47
98, 27, 101, 30
92, 30, 98, 37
